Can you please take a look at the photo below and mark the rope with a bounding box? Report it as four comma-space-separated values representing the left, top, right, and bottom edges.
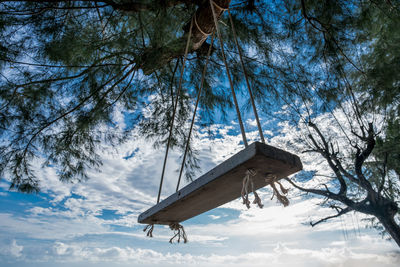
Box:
265, 174, 290, 207
157, 17, 194, 204
227, 8, 265, 144
143, 224, 154, 237
176, 32, 215, 192
210, 0, 248, 147
169, 223, 188, 243
241, 170, 251, 208
241, 168, 263, 209
211, 0, 229, 10
194, 13, 212, 36
250, 176, 264, 208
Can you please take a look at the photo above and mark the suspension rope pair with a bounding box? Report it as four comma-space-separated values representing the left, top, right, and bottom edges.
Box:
176, 32, 215, 192
210, 0, 271, 210
144, 17, 195, 242
157, 17, 194, 205
148, 1, 268, 241
210, 0, 265, 146
159, 0, 266, 207
146, 15, 214, 242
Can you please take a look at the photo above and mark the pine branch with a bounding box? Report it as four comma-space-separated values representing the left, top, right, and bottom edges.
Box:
2, 58, 123, 68
300, 0, 365, 74
0, 0, 201, 12
20, 64, 134, 166
102, 69, 136, 111
13, 54, 123, 88
137, 0, 231, 74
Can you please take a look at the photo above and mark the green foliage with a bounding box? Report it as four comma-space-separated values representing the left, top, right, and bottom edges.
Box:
0, 0, 270, 191
375, 117, 400, 177
355, 1, 400, 114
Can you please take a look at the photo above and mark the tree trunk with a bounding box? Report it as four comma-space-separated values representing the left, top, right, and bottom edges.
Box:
377, 214, 400, 247
137, 0, 231, 74
368, 192, 400, 246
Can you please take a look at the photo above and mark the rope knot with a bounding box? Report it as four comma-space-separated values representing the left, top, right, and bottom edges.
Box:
169, 223, 188, 244
143, 224, 154, 238
241, 168, 263, 209
265, 174, 290, 207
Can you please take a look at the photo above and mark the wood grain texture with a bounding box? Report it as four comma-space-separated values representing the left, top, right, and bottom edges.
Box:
138, 142, 303, 225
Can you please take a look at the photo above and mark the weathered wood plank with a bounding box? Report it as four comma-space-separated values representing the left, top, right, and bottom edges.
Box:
138, 142, 302, 225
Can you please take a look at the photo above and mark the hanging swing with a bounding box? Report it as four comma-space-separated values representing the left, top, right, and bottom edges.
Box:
138, 0, 302, 241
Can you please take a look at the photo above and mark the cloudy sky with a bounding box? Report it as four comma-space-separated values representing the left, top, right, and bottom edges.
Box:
1, 103, 399, 267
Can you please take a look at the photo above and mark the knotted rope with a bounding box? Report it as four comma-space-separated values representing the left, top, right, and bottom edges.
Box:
169, 223, 188, 243
265, 174, 290, 207
157, 17, 194, 204
241, 169, 263, 209
143, 224, 154, 237
210, 0, 248, 147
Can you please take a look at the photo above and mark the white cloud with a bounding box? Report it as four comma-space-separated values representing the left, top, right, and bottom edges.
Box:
10, 240, 23, 258
246, 118, 258, 127
19, 241, 400, 267
0, 102, 399, 267
0, 240, 24, 258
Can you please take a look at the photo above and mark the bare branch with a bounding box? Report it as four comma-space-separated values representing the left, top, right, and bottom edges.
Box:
285, 177, 361, 211
308, 122, 347, 195
310, 206, 352, 227
285, 177, 331, 198
330, 154, 360, 185
378, 152, 388, 194
354, 123, 376, 192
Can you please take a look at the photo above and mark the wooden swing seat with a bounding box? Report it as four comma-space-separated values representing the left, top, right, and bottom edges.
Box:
138, 142, 302, 225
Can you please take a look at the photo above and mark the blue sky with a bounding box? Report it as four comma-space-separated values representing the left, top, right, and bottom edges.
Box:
0, 102, 399, 267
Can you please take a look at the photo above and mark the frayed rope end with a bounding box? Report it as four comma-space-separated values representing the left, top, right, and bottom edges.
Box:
241, 168, 263, 209
266, 175, 290, 207
143, 224, 154, 238
169, 223, 188, 244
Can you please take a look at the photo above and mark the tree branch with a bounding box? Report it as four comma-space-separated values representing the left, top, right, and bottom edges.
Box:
378, 152, 388, 194
20, 64, 134, 163
310, 206, 352, 227
137, 0, 231, 74
285, 177, 331, 198
308, 121, 348, 195
354, 123, 376, 191
300, 0, 365, 74
0, 0, 197, 12
285, 177, 362, 211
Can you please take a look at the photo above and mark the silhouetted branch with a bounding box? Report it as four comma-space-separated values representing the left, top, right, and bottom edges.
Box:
310, 206, 352, 227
